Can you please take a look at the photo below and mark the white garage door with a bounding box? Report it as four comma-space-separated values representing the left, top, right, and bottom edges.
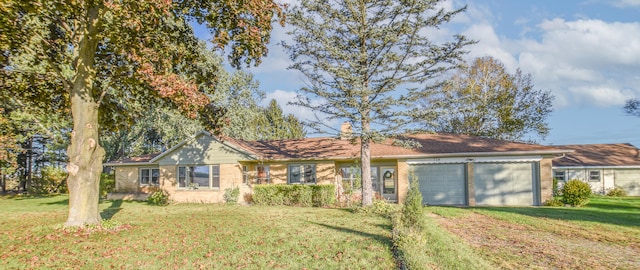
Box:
615, 170, 640, 196
412, 164, 466, 205
474, 163, 534, 206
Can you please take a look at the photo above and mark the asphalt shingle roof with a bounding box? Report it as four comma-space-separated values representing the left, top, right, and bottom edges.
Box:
552, 143, 640, 167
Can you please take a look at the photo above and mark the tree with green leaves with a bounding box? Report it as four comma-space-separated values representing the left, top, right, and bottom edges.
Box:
283, 0, 471, 206
254, 99, 306, 140
420, 56, 553, 142
1, 0, 282, 227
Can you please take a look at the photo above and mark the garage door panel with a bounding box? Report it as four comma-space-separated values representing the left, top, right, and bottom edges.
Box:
474, 163, 534, 206
413, 164, 466, 205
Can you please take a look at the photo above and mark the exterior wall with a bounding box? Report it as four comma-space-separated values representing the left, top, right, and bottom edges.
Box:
115, 166, 139, 192
539, 158, 554, 204
555, 168, 611, 195
160, 164, 248, 203
259, 161, 336, 185
396, 159, 409, 204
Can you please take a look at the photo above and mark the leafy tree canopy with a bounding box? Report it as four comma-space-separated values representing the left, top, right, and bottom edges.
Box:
419, 56, 554, 142
0, 0, 283, 226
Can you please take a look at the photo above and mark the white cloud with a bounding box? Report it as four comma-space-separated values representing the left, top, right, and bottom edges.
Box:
513, 19, 640, 108
611, 0, 640, 7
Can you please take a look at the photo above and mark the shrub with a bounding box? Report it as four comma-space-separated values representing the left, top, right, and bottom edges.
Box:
561, 179, 592, 207
223, 187, 240, 204
543, 198, 563, 207
354, 199, 397, 217
100, 173, 115, 198
147, 189, 170, 206
252, 184, 335, 207
606, 186, 627, 197
311, 184, 336, 207
401, 175, 424, 230
552, 178, 560, 196
28, 166, 68, 195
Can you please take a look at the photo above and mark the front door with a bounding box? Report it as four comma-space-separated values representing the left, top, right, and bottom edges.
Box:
381, 167, 397, 201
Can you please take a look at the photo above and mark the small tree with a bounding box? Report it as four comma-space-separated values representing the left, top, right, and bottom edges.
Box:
561, 179, 592, 207
401, 175, 424, 230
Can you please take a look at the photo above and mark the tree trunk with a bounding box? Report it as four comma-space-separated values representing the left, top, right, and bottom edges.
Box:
65, 5, 104, 227
361, 119, 373, 206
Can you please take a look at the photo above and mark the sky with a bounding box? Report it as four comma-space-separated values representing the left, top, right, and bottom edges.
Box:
197, 0, 640, 147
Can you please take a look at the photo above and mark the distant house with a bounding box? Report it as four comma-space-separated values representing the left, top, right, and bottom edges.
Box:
552, 143, 640, 196
105, 127, 569, 206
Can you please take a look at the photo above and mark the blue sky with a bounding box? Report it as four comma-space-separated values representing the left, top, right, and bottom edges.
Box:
198, 0, 640, 146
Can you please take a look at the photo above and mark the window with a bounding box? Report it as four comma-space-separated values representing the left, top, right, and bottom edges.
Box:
553, 170, 566, 182
257, 165, 270, 184
340, 167, 361, 192
242, 165, 249, 185
140, 168, 159, 185
589, 170, 601, 182
289, 164, 316, 184
177, 165, 220, 189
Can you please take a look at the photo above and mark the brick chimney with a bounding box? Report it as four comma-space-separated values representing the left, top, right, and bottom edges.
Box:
340, 122, 352, 140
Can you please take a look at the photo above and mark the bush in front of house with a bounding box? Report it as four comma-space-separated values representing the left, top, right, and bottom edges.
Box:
561, 179, 592, 207
252, 184, 335, 207
223, 187, 240, 204
606, 186, 627, 197
401, 175, 424, 230
311, 184, 336, 207
147, 189, 170, 206
100, 173, 115, 198
543, 198, 564, 207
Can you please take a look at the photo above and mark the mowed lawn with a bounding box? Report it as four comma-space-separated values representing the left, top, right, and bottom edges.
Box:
1, 196, 639, 269
426, 196, 640, 269
0, 196, 396, 269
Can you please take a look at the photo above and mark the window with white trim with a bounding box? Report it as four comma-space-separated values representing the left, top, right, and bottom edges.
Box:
340, 167, 361, 193
242, 165, 249, 185
589, 170, 601, 182
140, 168, 160, 185
257, 165, 270, 184
177, 165, 220, 189
553, 170, 566, 182
288, 164, 316, 184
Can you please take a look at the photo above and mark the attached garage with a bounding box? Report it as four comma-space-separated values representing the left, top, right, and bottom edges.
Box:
473, 162, 537, 206
409, 157, 544, 206
412, 163, 466, 205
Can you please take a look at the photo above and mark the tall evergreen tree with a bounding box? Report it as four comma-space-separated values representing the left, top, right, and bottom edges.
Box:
283, 0, 471, 206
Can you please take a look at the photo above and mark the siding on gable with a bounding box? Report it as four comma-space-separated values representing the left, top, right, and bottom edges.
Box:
156, 134, 254, 166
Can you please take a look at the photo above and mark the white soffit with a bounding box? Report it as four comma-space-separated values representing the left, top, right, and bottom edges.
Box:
407, 156, 542, 164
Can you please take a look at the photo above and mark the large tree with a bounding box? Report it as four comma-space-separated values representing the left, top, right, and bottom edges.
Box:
0, 0, 282, 227
420, 56, 553, 142
283, 0, 471, 206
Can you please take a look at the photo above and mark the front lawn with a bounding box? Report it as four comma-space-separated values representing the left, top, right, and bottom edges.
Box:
2, 195, 638, 269
0, 196, 396, 269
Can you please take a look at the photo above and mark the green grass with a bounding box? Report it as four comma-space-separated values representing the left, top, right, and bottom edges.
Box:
0, 195, 395, 269
392, 213, 493, 270
2, 195, 638, 269
419, 196, 640, 269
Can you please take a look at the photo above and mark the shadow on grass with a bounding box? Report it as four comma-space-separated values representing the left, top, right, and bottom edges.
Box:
308, 221, 392, 246
100, 199, 123, 220
476, 205, 639, 228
